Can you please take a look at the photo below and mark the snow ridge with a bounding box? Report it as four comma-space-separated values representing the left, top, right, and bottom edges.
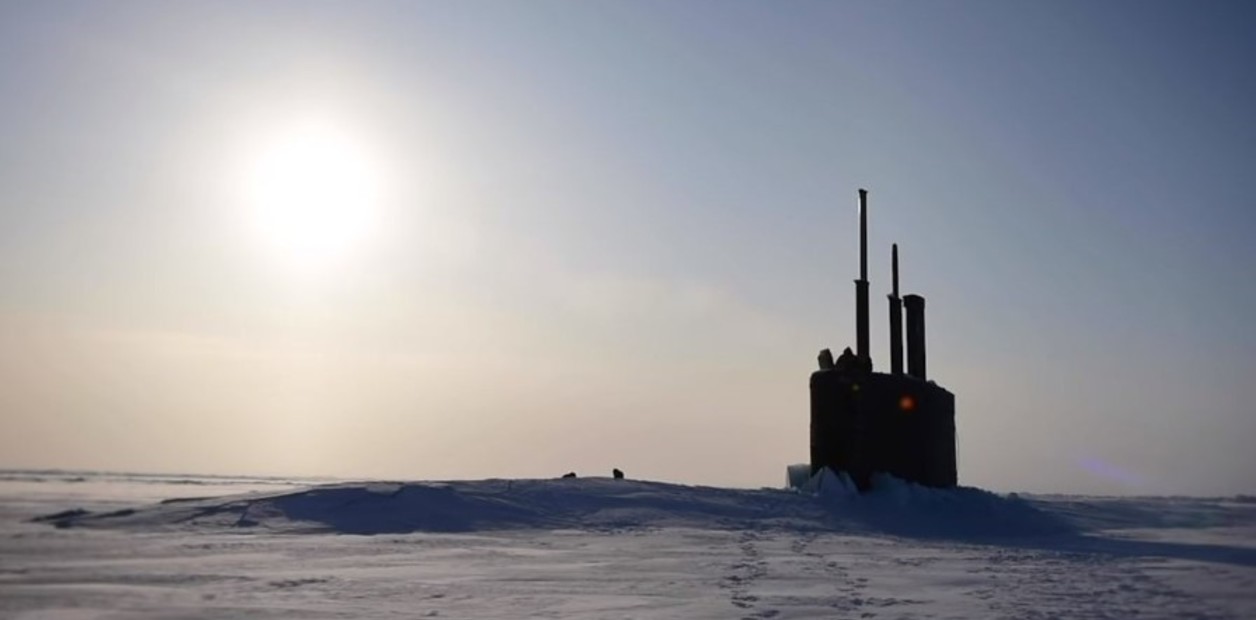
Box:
35, 474, 1075, 539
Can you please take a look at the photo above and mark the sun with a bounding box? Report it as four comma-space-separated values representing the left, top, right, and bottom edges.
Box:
240, 118, 384, 269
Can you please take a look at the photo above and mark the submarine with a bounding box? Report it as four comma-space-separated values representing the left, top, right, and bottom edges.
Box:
809, 189, 957, 491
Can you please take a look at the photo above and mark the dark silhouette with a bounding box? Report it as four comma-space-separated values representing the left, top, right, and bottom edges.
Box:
561, 472, 577, 479
854, 189, 870, 364
809, 189, 957, 491
834, 346, 858, 373
817, 348, 835, 370
888, 243, 904, 375
905, 294, 927, 380
612, 468, 624, 480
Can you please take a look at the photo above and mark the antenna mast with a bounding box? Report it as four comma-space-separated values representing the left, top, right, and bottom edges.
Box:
855, 189, 870, 366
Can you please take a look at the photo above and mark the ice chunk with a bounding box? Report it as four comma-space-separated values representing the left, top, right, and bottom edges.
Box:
785, 464, 812, 490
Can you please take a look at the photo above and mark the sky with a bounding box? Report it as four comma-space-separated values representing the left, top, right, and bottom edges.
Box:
1, 1, 1253, 495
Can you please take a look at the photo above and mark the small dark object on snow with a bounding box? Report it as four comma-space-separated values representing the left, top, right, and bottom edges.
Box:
612, 468, 624, 479
561, 472, 577, 479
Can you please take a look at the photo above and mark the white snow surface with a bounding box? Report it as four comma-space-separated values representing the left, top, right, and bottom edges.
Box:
2, 470, 1254, 619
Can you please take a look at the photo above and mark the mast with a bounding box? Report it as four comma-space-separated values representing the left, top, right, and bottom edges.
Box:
855, 189, 870, 366
888, 243, 903, 375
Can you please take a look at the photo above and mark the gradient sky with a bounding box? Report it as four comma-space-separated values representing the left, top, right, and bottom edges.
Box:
1, 1, 1253, 495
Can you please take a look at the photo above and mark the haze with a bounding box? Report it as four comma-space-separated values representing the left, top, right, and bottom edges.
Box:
1, 1, 1253, 495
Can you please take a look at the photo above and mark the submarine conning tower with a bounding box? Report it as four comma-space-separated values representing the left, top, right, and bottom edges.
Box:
809, 188, 956, 491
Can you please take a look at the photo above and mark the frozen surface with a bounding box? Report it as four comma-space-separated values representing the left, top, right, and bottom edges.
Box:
2, 471, 1254, 619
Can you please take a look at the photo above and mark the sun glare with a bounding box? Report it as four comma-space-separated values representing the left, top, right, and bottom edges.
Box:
241, 118, 384, 269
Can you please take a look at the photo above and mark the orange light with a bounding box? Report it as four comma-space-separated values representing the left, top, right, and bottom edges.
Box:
899, 394, 916, 412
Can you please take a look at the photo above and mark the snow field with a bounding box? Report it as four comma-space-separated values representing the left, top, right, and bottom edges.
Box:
1, 471, 1253, 619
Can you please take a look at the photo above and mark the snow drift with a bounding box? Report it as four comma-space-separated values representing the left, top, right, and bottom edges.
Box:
32, 473, 1085, 539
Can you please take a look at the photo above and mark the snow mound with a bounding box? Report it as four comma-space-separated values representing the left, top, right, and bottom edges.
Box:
31, 475, 1088, 539
800, 467, 860, 497
33, 478, 827, 534
789, 469, 1074, 539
